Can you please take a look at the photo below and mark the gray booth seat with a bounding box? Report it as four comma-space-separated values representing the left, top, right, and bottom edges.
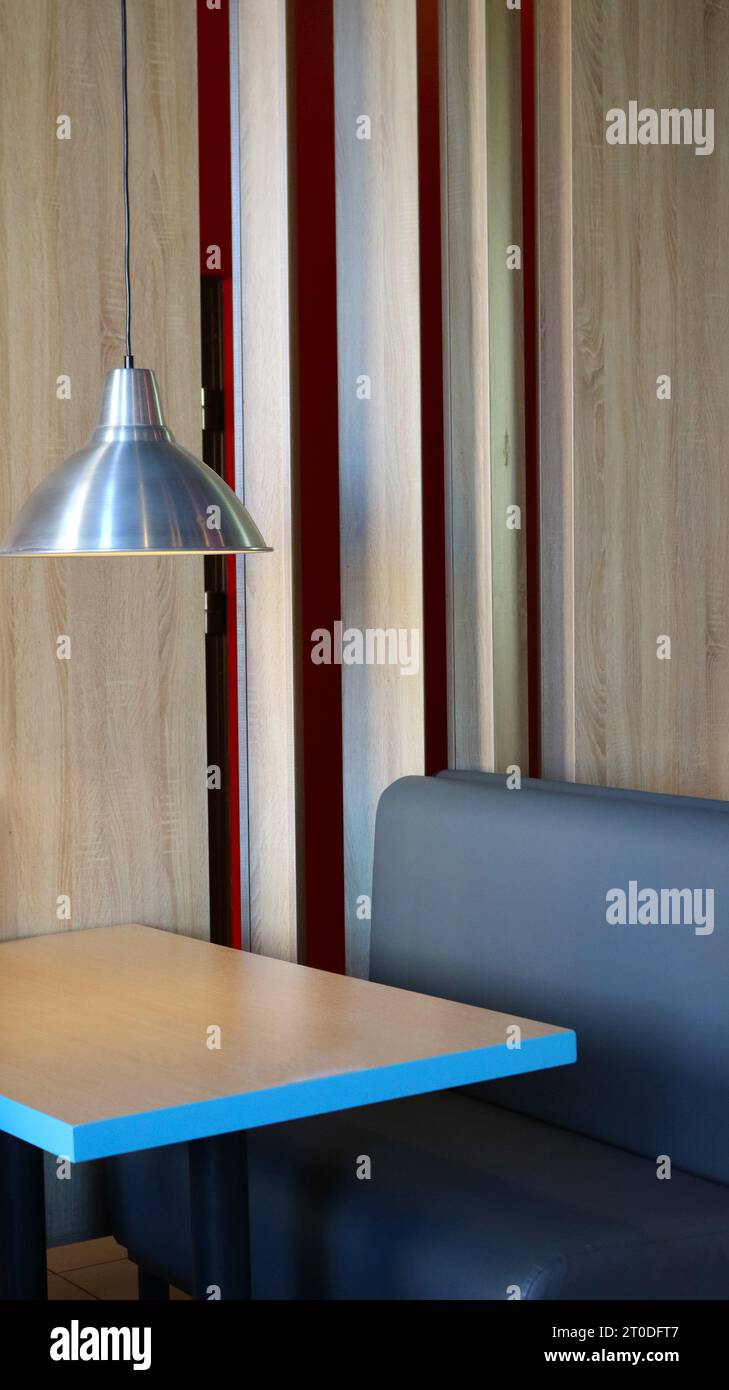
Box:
107, 773, 729, 1299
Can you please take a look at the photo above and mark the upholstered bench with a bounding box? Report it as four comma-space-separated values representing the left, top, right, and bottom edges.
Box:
107, 773, 729, 1299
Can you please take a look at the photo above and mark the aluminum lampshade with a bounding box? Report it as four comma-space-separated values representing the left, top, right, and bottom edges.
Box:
0, 368, 271, 557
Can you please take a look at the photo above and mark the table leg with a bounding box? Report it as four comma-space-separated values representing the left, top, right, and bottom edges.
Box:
189, 1131, 250, 1300
0, 1131, 47, 1300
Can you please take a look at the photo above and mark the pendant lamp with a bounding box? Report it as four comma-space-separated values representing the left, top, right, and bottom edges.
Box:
0, 0, 270, 559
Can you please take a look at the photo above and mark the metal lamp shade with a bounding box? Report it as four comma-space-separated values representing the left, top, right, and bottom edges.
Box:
0, 368, 271, 557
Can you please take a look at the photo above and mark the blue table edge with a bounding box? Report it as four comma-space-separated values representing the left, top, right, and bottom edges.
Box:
0, 1029, 577, 1163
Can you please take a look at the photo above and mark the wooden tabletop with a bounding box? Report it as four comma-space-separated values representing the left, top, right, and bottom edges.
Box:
0, 925, 576, 1161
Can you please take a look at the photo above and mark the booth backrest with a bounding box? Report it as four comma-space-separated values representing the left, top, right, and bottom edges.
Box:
370, 772, 729, 1186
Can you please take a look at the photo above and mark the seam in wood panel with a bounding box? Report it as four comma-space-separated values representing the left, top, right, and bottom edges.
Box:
537, 0, 576, 780
482, 6, 496, 768
440, 0, 458, 768
564, 0, 576, 780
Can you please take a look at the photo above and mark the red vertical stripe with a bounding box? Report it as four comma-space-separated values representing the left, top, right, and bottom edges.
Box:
197, 0, 242, 949
417, 0, 449, 776
289, 0, 346, 973
520, 0, 541, 778
196, 0, 232, 278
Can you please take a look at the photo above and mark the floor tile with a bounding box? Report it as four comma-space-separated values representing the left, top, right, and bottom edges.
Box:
47, 1237, 127, 1273
47, 1271, 97, 1300
62, 1258, 140, 1301
44, 1242, 193, 1300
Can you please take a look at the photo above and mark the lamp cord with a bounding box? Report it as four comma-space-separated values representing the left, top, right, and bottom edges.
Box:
121, 0, 133, 368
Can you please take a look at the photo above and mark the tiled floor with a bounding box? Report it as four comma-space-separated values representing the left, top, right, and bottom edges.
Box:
46, 1238, 190, 1300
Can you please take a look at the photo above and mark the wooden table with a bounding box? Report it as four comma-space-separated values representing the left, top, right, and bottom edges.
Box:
0, 924, 576, 1299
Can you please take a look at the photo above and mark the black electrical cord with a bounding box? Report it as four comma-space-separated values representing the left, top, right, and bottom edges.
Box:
121, 0, 133, 368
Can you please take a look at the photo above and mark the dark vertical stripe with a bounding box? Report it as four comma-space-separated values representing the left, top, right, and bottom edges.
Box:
520, 0, 541, 778
288, 0, 346, 973
417, 0, 449, 776
197, 0, 242, 948
200, 280, 232, 947
197, 0, 232, 278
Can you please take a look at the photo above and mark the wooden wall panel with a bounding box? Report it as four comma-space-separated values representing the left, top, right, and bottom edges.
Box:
440, 0, 528, 774
0, 0, 208, 942
539, 0, 729, 797
537, 0, 575, 781
485, 0, 529, 774
441, 0, 493, 770
334, 0, 425, 978
231, 0, 298, 960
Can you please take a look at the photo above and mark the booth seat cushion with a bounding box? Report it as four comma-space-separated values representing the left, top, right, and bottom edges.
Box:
107, 1091, 729, 1300
371, 774, 729, 1186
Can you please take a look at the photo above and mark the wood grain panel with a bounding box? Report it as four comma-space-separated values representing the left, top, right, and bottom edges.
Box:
537, 0, 575, 780
231, 0, 298, 960
540, 0, 729, 798
440, 0, 528, 774
0, 0, 208, 942
485, 0, 529, 774
334, 0, 425, 978
441, 0, 493, 770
